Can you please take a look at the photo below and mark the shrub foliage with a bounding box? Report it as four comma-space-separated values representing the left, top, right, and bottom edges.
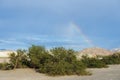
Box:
9, 49, 29, 69
81, 56, 107, 68
1, 45, 120, 76
102, 52, 120, 64
29, 46, 89, 76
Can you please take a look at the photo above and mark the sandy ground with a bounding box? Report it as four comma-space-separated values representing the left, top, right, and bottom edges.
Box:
0, 65, 120, 80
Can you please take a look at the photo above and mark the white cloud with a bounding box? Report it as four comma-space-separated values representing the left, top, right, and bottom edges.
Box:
0, 21, 94, 50
25, 35, 74, 43
0, 39, 25, 45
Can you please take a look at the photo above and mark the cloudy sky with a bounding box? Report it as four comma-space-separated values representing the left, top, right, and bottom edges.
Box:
0, 0, 120, 50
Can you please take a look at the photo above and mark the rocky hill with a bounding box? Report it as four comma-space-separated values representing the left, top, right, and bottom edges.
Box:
77, 47, 113, 59
111, 48, 120, 53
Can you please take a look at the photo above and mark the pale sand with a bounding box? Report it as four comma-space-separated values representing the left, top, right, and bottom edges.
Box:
0, 65, 120, 80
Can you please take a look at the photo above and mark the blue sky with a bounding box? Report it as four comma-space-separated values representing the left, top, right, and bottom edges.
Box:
0, 0, 120, 50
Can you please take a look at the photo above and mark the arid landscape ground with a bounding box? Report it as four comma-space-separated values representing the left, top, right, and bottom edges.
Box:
0, 65, 120, 80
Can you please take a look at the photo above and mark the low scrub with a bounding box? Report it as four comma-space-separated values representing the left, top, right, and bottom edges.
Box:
3, 45, 120, 76
29, 46, 90, 76
0, 63, 13, 70
9, 49, 29, 69
81, 56, 108, 68
102, 53, 120, 65
38, 60, 90, 76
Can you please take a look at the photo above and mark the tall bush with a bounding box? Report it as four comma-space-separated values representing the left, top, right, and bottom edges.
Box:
28, 45, 52, 68
37, 47, 89, 75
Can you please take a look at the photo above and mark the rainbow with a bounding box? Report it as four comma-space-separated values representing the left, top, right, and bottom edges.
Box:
70, 23, 94, 47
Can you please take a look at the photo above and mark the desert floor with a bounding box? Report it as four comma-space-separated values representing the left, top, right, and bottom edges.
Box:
0, 65, 120, 80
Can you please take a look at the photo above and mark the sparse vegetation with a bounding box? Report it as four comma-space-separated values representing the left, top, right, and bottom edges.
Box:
0, 63, 13, 70
0, 45, 120, 76
81, 52, 120, 68
0, 49, 29, 70
102, 52, 120, 65
81, 56, 108, 68
9, 49, 29, 69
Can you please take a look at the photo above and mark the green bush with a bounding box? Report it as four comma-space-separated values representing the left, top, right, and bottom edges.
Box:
5, 45, 89, 76
2, 45, 120, 76
28, 45, 52, 68
0, 63, 13, 70
81, 56, 107, 68
29, 46, 89, 76
0, 49, 28, 70
9, 49, 29, 69
38, 60, 89, 76
102, 53, 120, 64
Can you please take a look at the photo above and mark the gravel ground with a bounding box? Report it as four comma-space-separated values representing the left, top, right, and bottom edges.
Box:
0, 65, 120, 80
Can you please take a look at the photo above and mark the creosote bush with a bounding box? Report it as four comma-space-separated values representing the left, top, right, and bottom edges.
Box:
0, 63, 13, 70
0, 49, 29, 70
29, 46, 89, 76
9, 49, 29, 69
102, 52, 120, 64
81, 56, 108, 68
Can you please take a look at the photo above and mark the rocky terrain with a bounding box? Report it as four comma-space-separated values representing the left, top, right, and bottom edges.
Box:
77, 47, 113, 59
111, 48, 120, 53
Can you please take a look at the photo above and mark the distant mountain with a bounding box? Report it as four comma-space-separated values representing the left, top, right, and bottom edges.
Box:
77, 47, 113, 59
111, 48, 120, 53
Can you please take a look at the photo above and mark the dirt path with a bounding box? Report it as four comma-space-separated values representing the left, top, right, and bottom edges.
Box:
0, 65, 120, 80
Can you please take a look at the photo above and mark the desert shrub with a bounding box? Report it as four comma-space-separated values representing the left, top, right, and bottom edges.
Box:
81, 56, 107, 68
28, 45, 52, 69
0, 63, 13, 70
0, 49, 28, 70
9, 49, 29, 69
102, 53, 120, 64
50, 47, 77, 63
40, 61, 84, 75
35, 47, 89, 76
28, 46, 89, 76
1, 45, 90, 76
38, 60, 89, 76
